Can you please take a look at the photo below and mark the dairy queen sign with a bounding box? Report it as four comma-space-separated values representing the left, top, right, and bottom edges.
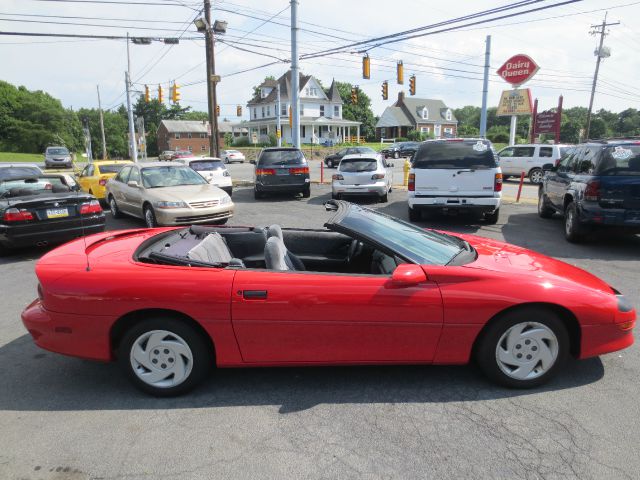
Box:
496, 54, 540, 86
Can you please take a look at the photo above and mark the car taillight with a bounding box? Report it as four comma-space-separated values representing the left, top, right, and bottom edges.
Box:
371, 173, 385, 180
289, 167, 309, 175
2, 208, 34, 222
44, 183, 52, 190
585, 180, 600, 201
408, 173, 415, 191
99, 177, 108, 186
256, 168, 275, 175
332, 174, 344, 180
494, 173, 503, 192
79, 200, 102, 215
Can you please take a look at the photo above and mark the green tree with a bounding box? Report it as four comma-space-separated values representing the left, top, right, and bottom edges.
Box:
132, 96, 191, 156
331, 82, 376, 141
77, 107, 129, 159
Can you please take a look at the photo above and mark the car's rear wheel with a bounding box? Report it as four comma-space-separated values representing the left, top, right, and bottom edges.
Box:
529, 168, 544, 184
408, 206, 421, 222
224, 157, 229, 164
118, 316, 213, 396
331, 192, 341, 200
476, 307, 569, 388
380, 192, 388, 203
484, 208, 500, 224
327, 159, 334, 168
302, 185, 311, 198
109, 196, 123, 218
538, 190, 554, 218
144, 205, 157, 228
254, 188, 264, 200
564, 201, 586, 243
394, 151, 400, 159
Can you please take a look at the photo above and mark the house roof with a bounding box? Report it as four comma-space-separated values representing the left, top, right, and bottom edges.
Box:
159, 120, 209, 133
247, 70, 342, 106
399, 97, 458, 124
375, 107, 413, 128
327, 79, 342, 102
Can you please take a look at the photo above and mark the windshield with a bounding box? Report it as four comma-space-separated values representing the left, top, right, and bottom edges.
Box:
189, 160, 224, 171
98, 163, 128, 174
413, 140, 497, 169
596, 145, 640, 176
0, 178, 52, 198
0, 167, 42, 180
259, 149, 305, 166
47, 147, 69, 156
141, 166, 208, 188
335, 204, 464, 265
355, 147, 376, 154
559, 147, 572, 157
339, 158, 377, 172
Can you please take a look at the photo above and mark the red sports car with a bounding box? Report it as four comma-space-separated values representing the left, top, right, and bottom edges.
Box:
22, 201, 635, 396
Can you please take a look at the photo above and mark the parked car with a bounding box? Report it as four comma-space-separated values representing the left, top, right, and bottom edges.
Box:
77, 160, 133, 201
252, 147, 310, 199
220, 149, 246, 164
21, 200, 635, 396
159, 150, 176, 161
324, 146, 376, 168
44, 146, 73, 169
0, 175, 104, 253
407, 138, 502, 224
332, 154, 393, 202
0, 164, 43, 180
497, 144, 572, 184
172, 150, 193, 160
182, 157, 233, 196
538, 140, 640, 242
106, 162, 234, 227
380, 141, 421, 159
41, 172, 80, 192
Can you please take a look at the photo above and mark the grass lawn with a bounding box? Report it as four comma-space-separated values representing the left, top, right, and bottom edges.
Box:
0, 152, 44, 163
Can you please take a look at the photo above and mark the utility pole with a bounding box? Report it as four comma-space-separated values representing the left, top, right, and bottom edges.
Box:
204, 0, 220, 157
585, 12, 619, 140
480, 35, 491, 138
96, 85, 107, 160
290, 0, 300, 148
125, 33, 138, 162
276, 83, 282, 147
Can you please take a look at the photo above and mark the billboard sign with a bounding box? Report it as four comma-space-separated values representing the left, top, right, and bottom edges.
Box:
496, 54, 539, 86
535, 111, 559, 134
496, 89, 533, 116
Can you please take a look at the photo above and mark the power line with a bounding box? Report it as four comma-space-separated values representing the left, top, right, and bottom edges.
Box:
0, 16, 196, 32
29, 0, 199, 7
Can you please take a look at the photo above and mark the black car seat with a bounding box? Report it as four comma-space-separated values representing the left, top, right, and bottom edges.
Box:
264, 236, 299, 271
266, 224, 306, 270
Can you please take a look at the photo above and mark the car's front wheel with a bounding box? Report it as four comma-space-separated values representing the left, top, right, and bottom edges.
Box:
144, 205, 157, 228
327, 159, 334, 168
476, 307, 569, 388
109, 196, 123, 218
529, 168, 544, 184
118, 316, 213, 396
393, 151, 400, 159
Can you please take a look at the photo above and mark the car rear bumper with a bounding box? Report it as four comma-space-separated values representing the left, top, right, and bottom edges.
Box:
256, 179, 310, 192
408, 195, 500, 212
22, 299, 113, 361
579, 204, 640, 231
0, 215, 106, 249
333, 181, 387, 196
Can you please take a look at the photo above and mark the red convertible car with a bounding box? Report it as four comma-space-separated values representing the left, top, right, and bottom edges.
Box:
22, 201, 635, 396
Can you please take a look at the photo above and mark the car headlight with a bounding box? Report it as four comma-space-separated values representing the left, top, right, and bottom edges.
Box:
155, 201, 187, 209
223, 171, 230, 177
220, 195, 231, 205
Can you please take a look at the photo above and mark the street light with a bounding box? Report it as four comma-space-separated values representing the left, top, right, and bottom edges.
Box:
193, 17, 208, 33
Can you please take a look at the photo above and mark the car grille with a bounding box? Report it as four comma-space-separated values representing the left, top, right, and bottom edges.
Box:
189, 200, 220, 208
174, 211, 231, 223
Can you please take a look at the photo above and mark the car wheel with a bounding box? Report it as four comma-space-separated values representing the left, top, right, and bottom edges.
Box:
331, 192, 341, 200
144, 205, 157, 228
118, 316, 213, 396
224, 157, 229, 164
393, 151, 400, 159
254, 188, 264, 200
537, 190, 554, 219
529, 168, 544, 184
476, 307, 569, 388
302, 185, 311, 198
380, 192, 388, 203
109, 196, 123, 218
564, 201, 587, 243
484, 208, 500, 224
408, 206, 421, 222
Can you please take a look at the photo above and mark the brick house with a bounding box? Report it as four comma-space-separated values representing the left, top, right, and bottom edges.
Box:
375, 92, 458, 140
156, 120, 227, 154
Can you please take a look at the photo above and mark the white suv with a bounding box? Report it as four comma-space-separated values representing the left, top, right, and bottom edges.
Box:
497, 144, 571, 184
407, 138, 502, 224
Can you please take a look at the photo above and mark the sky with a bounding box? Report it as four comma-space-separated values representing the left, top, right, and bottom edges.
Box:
1, 0, 639, 122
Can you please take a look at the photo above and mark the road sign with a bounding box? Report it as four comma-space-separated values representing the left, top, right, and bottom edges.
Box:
535, 111, 559, 134
496, 54, 539, 86
251, 132, 258, 144
496, 88, 533, 116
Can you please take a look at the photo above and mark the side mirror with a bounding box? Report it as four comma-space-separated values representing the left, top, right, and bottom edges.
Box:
127, 180, 140, 188
542, 163, 554, 171
250, 159, 256, 165
390, 264, 427, 287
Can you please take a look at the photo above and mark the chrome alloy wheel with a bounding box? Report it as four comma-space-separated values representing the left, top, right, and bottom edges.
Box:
495, 322, 559, 381
565, 208, 574, 237
130, 330, 194, 388
110, 198, 118, 216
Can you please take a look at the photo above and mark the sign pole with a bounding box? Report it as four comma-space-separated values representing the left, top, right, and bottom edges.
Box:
556, 95, 563, 144
530, 98, 538, 143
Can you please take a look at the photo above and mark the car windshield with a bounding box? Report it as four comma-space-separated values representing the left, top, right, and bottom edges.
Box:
413, 140, 497, 169
0, 167, 42, 180
190, 160, 224, 171
559, 147, 572, 157
47, 148, 69, 155
339, 158, 378, 172
141, 166, 208, 188
259, 149, 305, 166
98, 164, 128, 174
355, 147, 376, 154
0, 178, 52, 198
335, 204, 465, 265
596, 145, 640, 176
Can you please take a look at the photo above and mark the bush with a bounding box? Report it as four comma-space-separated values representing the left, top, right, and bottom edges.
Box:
395, 137, 409, 142
223, 132, 233, 147
486, 126, 509, 144
233, 136, 251, 147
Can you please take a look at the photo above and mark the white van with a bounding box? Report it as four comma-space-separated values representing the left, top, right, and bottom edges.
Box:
407, 139, 502, 224
497, 144, 571, 184
182, 157, 233, 196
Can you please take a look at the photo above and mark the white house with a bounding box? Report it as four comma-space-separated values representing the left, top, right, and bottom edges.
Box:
245, 70, 361, 144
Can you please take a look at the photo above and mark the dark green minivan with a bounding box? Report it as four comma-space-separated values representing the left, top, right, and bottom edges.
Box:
253, 148, 311, 199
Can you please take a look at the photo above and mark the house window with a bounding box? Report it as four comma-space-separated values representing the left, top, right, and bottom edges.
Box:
187, 133, 192, 139
200, 133, 206, 138
175, 133, 181, 139
201, 145, 206, 152
281, 103, 287, 116
446, 109, 452, 121
319, 105, 325, 117
188, 146, 192, 152
261, 107, 265, 118
334, 105, 339, 117
301, 126, 306, 137
421, 108, 428, 120
300, 104, 304, 115
253, 108, 257, 119
267, 105, 271, 116
420, 127, 430, 133
260, 127, 267, 135
444, 127, 453, 135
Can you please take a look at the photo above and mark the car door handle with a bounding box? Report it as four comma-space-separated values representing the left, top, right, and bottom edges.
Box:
241, 290, 268, 300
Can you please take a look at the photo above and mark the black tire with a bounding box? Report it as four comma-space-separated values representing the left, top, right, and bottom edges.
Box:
475, 307, 569, 388
528, 168, 544, 185
564, 201, 587, 243
484, 208, 500, 225
118, 315, 213, 397
380, 192, 388, 203
327, 159, 334, 168
331, 192, 341, 200
393, 151, 400, 159
254, 188, 264, 200
302, 185, 311, 198
108, 195, 123, 219
408, 205, 421, 222
143, 205, 157, 228
224, 157, 229, 164
537, 190, 554, 219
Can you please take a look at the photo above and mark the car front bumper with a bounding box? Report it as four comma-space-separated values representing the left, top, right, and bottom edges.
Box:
154, 204, 234, 225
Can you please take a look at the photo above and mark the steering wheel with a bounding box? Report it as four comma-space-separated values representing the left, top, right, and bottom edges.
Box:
347, 239, 363, 263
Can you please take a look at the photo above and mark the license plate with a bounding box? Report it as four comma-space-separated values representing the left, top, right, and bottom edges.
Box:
276, 170, 289, 175
47, 208, 69, 218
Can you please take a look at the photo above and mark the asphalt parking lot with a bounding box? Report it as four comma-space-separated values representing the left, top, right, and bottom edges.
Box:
1, 185, 639, 479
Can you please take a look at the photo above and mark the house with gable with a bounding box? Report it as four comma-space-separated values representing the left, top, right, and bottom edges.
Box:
375, 91, 458, 140
246, 70, 362, 144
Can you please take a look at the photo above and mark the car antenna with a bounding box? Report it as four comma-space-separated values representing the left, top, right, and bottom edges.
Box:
76, 170, 91, 272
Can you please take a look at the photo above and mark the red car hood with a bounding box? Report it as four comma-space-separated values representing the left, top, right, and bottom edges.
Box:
457, 232, 613, 294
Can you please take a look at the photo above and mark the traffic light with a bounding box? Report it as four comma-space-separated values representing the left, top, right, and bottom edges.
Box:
289, 106, 292, 128
144, 85, 150, 103
381, 81, 388, 100
362, 54, 370, 79
397, 60, 404, 85
157, 84, 163, 103
409, 75, 416, 96
236, 105, 242, 117
351, 86, 358, 104
171, 82, 180, 103
216, 104, 220, 116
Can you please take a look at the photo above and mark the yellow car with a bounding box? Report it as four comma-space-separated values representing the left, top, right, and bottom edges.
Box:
77, 160, 133, 200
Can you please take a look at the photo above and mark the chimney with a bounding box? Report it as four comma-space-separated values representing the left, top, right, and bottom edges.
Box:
397, 91, 405, 104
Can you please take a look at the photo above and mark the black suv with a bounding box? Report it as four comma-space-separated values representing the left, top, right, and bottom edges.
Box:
324, 146, 376, 168
538, 140, 640, 242
252, 147, 310, 199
